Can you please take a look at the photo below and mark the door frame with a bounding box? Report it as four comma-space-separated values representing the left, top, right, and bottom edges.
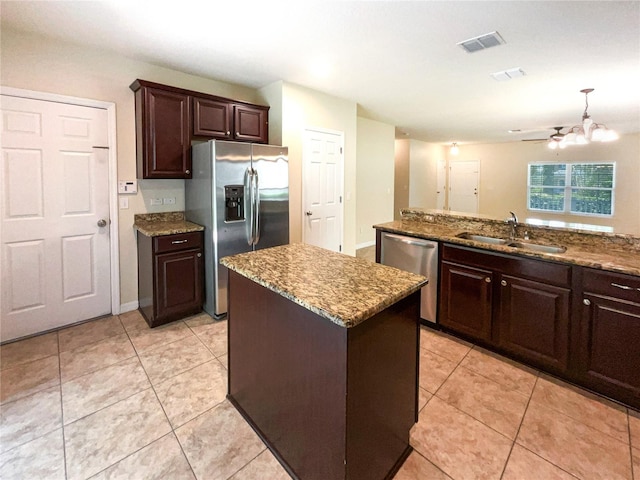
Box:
301, 127, 345, 251
0, 86, 121, 315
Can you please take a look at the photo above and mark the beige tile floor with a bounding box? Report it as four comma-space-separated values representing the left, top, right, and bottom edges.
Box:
1, 309, 639, 479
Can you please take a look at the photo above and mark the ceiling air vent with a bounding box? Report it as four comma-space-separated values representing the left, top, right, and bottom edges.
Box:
457, 31, 506, 53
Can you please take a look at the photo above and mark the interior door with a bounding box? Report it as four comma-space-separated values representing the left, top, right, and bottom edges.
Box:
302, 129, 343, 252
449, 160, 479, 213
1, 95, 111, 342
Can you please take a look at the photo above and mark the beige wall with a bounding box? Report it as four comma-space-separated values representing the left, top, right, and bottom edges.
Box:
450, 133, 640, 234
355, 117, 395, 246
1, 28, 263, 308
262, 82, 358, 254
408, 139, 444, 210
394, 139, 410, 220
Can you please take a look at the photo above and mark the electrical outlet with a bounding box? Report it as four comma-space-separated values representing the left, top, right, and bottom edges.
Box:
150, 198, 162, 206
163, 197, 176, 205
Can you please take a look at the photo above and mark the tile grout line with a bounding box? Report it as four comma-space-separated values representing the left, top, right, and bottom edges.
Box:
123, 316, 201, 480
56, 331, 69, 480
498, 374, 540, 480
628, 407, 636, 480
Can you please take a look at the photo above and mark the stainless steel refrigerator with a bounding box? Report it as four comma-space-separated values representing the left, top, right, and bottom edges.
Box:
185, 140, 289, 317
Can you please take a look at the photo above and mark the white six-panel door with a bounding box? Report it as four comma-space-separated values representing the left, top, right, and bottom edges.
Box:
302, 129, 343, 252
449, 160, 480, 214
1, 96, 111, 342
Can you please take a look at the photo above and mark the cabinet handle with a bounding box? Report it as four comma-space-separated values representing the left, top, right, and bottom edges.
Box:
236, 132, 240, 136
583, 298, 591, 306
485, 277, 491, 283
197, 253, 202, 258
185, 169, 191, 175
501, 280, 507, 287
611, 282, 634, 291
226, 131, 230, 136
171, 240, 188, 245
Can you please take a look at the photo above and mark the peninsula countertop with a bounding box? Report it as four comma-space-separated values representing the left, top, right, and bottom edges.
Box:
375, 215, 640, 276
133, 212, 204, 237
221, 243, 428, 328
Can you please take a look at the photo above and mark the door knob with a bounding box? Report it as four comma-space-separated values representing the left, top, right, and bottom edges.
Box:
306, 211, 313, 216
97, 219, 107, 227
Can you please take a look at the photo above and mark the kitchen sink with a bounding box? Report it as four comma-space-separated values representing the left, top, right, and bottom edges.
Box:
456, 232, 508, 245
507, 241, 567, 254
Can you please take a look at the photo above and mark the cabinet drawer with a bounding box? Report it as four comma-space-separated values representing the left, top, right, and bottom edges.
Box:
154, 232, 203, 254
583, 267, 640, 303
443, 244, 571, 287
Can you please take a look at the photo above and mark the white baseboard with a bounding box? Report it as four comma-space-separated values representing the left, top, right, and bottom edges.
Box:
356, 240, 376, 250
119, 301, 139, 314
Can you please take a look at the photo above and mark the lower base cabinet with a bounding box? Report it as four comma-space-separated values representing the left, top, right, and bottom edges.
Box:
495, 275, 570, 373
439, 244, 571, 375
137, 231, 204, 327
577, 268, 640, 408
440, 261, 493, 342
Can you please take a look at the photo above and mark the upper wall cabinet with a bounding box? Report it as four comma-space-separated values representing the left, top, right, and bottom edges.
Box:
192, 96, 269, 143
130, 79, 270, 179
131, 81, 191, 179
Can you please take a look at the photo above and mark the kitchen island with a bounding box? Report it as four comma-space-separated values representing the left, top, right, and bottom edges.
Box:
221, 243, 427, 480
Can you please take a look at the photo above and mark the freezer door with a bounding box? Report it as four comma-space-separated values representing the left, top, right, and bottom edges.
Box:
213, 141, 253, 316
251, 144, 289, 249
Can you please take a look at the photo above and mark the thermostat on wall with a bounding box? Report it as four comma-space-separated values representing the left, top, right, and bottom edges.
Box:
118, 180, 138, 194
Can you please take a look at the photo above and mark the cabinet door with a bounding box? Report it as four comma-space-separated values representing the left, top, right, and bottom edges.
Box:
496, 275, 570, 372
140, 87, 191, 178
439, 261, 493, 342
155, 248, 203, 321
578, 293, 640, 407
193, 96, 231, 138
233, 104, 268, 143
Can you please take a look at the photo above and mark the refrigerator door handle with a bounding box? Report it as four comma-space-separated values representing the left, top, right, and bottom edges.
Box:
244, 167, 254, 246
252, 170, 260, 244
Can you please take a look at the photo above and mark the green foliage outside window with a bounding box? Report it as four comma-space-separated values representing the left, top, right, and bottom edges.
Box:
528, 163, 614, 216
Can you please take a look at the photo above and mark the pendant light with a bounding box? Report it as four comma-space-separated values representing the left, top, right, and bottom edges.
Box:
450, 142, 459, 155
549, 89, 618, 149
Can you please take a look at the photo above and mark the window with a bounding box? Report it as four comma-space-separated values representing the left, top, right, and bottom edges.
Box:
528, 162, 615, 216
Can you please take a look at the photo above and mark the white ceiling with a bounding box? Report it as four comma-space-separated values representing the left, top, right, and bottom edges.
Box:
2, 1, 639, 145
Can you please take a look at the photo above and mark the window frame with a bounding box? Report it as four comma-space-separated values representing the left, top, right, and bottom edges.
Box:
527, 161, 615, 218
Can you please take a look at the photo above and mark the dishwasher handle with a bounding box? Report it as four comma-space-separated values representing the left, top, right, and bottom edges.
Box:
383, 233, 436, 248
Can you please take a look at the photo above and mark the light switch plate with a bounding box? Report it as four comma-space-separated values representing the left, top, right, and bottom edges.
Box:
150, 198, 162, 206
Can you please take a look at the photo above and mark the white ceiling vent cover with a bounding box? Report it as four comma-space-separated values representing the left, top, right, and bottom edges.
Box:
458, 31, 506, 53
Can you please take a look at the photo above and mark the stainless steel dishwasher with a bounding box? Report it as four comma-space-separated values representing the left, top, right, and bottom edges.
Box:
380, 232, 438, 323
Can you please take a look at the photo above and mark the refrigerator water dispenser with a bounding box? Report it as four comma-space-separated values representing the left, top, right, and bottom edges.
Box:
224, 185, 244, 222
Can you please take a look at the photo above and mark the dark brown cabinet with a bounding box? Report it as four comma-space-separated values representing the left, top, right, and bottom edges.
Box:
495, 275, 570, 372
192, 96, 231, 139
192, 96, 269, 143
440, 261, 493, 342
233, 104, 268, 142
131, 81, 192, 179
577, 267, 640, 408
137, 231, 203, 327
131, 79, 270, 179
439, 244, 571, 373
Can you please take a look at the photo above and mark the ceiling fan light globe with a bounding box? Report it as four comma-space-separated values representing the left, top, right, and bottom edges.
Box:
548, 140, 558, 150
591, 125, 605, 142
563, 132, 577, 144
558, 142, 568, 149
603, 129, 619, 142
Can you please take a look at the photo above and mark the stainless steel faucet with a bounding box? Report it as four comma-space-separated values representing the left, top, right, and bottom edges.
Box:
506, 211, 518, 240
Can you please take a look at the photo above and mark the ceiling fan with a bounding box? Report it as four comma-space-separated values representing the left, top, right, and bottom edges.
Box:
521, 126, 565, 143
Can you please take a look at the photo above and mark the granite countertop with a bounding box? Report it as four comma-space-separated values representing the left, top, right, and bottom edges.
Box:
133, 212, 204, 237
375, 214, 640, 276
221, 243, 428, 328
